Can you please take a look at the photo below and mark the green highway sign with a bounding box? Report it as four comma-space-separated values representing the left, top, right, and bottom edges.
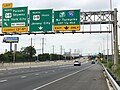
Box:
54, 10, 80, 31
2, 7, 28, 33
29, 9, 52, 32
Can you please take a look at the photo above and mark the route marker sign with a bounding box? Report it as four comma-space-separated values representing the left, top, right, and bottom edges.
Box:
54, 10, 80, 31
2, 7, 28, 33
29, 9, 52, 32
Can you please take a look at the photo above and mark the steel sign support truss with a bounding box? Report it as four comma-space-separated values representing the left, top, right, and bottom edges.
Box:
80, 10, 114, 25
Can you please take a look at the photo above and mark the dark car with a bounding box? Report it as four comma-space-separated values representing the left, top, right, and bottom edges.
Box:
74, 61, 81, 66
91, 60, 95, 64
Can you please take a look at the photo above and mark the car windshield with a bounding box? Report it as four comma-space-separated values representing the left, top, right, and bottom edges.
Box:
75, 61, 79, 62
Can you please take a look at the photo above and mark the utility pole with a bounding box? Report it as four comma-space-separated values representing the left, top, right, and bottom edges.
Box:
31, 38, 32, 46
103, 38, 105, 60
81, 48, 82, 56
13, 44, 17, 63
109, 0, 114, 64
60, 45, 62, 60
69, 49, 72, 60
107, 27, 109, 67
113, 9, 118, 68
60, 45, 62, 55
52, 45, 55, 54
50, 45, 54, 61
30, 38, 33, 63
41, 38, 44, 54
109, 0, 112, 10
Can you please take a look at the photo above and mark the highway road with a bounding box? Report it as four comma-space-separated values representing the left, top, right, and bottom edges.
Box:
0, 61, 109, 90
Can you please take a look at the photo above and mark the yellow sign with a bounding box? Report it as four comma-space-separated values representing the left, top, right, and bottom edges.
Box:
2, 3, 13, 8
54, 25, 80, 31
2, 27, 28, 33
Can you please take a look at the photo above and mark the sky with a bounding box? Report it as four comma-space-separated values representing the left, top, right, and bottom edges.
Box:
0, 0, 120, 56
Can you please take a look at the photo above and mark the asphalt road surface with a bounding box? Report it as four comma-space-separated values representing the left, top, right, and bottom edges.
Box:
0, 61, 109, 90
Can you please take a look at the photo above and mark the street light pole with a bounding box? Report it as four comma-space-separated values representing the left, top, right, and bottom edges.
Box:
110, 0, 112, 10
103, 38, 105, 60
107, 27, 109, 67
109, 0, 114, 64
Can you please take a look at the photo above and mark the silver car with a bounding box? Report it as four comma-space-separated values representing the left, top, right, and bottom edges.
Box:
74, 61, 81, 66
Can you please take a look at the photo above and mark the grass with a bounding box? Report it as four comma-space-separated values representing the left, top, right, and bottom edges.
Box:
114, 64, 120, 80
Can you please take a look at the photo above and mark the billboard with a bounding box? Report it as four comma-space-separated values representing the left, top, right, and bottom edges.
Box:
3, 37, 19, 43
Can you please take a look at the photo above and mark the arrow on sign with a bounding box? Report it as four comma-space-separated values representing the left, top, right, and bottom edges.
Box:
64, 26, 69, 30
4, 22, 8, 26
38, 26, 43, 30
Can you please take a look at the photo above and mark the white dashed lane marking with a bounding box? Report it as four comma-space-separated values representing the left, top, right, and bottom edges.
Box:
35, 73, 39, 76
21, 76, 27, 78
0, 80, 7, 83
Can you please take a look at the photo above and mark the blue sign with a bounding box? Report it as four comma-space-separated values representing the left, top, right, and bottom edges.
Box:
3, 37, 19, 43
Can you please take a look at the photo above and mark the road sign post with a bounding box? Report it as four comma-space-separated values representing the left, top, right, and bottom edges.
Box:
54, 10, 80, 31
29, 9, 52, 32
2, 7, 28, 33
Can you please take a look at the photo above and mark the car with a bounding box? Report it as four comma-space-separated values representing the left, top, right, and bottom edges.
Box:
74, 61, 81, 66
91, 60, 95, 64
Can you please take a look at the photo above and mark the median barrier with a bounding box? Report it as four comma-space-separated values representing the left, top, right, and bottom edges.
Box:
0, 60, 74, 70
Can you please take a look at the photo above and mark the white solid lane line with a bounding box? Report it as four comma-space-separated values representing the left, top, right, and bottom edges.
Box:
33, 65, 93, 90
0, 80, 7, 83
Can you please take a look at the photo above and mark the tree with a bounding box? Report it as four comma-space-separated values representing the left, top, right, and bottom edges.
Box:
21, 46, 36, 61
4, 51, 13, 62
15, 51, 29, 62
38, 53, 50, 61
21, 46, 36, 56
0, 54, 5, 62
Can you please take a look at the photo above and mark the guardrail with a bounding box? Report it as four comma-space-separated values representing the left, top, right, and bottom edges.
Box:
103, 66, 120, 90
